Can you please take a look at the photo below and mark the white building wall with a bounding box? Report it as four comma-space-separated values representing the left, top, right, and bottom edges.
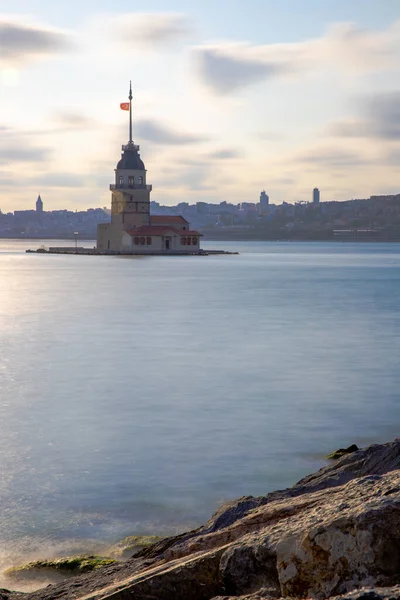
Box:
100, 227, 201, 253
97, 223, 124, 251
178, 234, 200, 251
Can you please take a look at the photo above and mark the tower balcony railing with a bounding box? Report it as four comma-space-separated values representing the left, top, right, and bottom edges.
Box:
110, 184, 152, 191
122, 143, 140, 151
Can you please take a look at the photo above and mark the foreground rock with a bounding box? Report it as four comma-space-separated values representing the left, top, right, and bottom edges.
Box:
212, 585, 400, 600
5, 439, 400, 600
108, 535, 164, 559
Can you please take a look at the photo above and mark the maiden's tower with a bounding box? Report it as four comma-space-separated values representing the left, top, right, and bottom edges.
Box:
97, 83, 201, 254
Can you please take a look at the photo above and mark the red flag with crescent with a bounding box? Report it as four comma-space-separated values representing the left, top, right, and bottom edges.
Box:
120, 102, 130, 111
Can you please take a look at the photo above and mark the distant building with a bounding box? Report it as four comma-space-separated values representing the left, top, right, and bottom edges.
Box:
196, 202, 209, 215
97, 84, 201, 253
260, 190, 269, 209
239, 202, 257, 212
313, 188, 320, 204
36, 195, 43, 213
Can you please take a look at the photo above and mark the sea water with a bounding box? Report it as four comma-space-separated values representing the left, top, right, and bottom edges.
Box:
0, 240, 399, 587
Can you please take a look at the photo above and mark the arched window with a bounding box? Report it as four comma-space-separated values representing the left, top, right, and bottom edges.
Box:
146, 237, 152, 245
118, 176, 124, 187
187, 237, 191, 245
134, 237, 139, 245
140, 237, 145, 245
138, 176, 143, 185
192, 238, 198, 245
128, 176, 134, 188
181, 237, 186, 245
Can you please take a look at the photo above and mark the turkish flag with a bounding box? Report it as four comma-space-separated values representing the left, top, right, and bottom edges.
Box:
120, 102, 130, 111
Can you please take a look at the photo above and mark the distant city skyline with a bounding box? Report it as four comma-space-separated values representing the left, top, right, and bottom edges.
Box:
1, 186, 398, 214
1, 0, 399, 212
2, 192, 399, 241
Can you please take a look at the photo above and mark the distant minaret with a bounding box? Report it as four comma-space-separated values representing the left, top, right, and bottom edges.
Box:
36, 194, 43, 213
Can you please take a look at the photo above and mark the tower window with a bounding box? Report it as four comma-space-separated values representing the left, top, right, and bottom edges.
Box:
130, 196, 133, 201
138, 176, 143, 185
146, 237, 152, 245
128, 176, 134, 188
118, 176, 124, 187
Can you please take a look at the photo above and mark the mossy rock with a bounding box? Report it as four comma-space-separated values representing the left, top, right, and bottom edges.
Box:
326, 444, 359, 460
110, 535, 164, 559
4, 555, 117, 579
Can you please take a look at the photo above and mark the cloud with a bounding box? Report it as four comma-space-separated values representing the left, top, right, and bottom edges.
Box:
0, 127, 51, 164
386, 147, 400, 166
298, 147, 371, 168
135, 119, 208, 145
332, 91, 400, 141
178, 164, 214, 191
193, 20, 400, 94
194, 46, 290, 95
30, 173, 88, 188
0, 17, 72, 66
52, 111, 96, 130
0, 175, 15, 188
20, 172, 110, 189
154, 155, 219, 192
271, 177, 296, 185
97, 13, 191, 48
208, 149, 242, 159
254, 131, 285, 141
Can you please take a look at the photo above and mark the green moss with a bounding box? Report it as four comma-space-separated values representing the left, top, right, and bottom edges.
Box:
120, 535, 163, 548
110, 535, 164, 558
326, 444, 359, 460
4, 555, 117, 578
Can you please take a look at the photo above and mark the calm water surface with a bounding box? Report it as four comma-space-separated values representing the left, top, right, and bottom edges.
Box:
0, 239, 399, 580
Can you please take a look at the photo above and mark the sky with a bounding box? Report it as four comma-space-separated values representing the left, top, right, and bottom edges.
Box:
1, 0, 399, 211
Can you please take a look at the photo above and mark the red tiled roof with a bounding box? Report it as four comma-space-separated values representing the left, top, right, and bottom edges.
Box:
150, 215, 189, 224
127, 226, 202, 237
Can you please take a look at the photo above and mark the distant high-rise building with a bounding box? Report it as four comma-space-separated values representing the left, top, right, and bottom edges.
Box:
36, 194, 43, 213
313, 188, 320, 204
260, 190, 269, 211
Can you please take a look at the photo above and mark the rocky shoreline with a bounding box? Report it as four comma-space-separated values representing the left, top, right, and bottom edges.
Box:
2, 439, 399, 600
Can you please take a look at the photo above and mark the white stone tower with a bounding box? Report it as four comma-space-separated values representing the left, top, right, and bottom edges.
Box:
110, 82, 152, 230
97, 83, 152, 251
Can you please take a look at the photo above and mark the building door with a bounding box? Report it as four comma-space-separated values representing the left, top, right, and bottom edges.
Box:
165, 239, 170, 251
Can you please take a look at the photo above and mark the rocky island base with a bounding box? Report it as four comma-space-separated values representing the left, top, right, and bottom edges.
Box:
2, 439, 399, 600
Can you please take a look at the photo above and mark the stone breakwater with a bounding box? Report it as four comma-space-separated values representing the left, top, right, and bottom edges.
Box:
4, 439, 400, 600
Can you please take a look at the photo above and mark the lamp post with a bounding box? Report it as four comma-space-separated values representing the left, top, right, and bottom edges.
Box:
74, 232, 79, 253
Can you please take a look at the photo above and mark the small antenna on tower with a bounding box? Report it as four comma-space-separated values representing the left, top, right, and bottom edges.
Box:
129, 81, 133, 144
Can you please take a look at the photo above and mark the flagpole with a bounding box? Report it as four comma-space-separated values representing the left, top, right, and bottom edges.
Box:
129, 81, 133, 144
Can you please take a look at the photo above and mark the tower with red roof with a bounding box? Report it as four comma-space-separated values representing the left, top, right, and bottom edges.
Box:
97, 84, 201, 254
